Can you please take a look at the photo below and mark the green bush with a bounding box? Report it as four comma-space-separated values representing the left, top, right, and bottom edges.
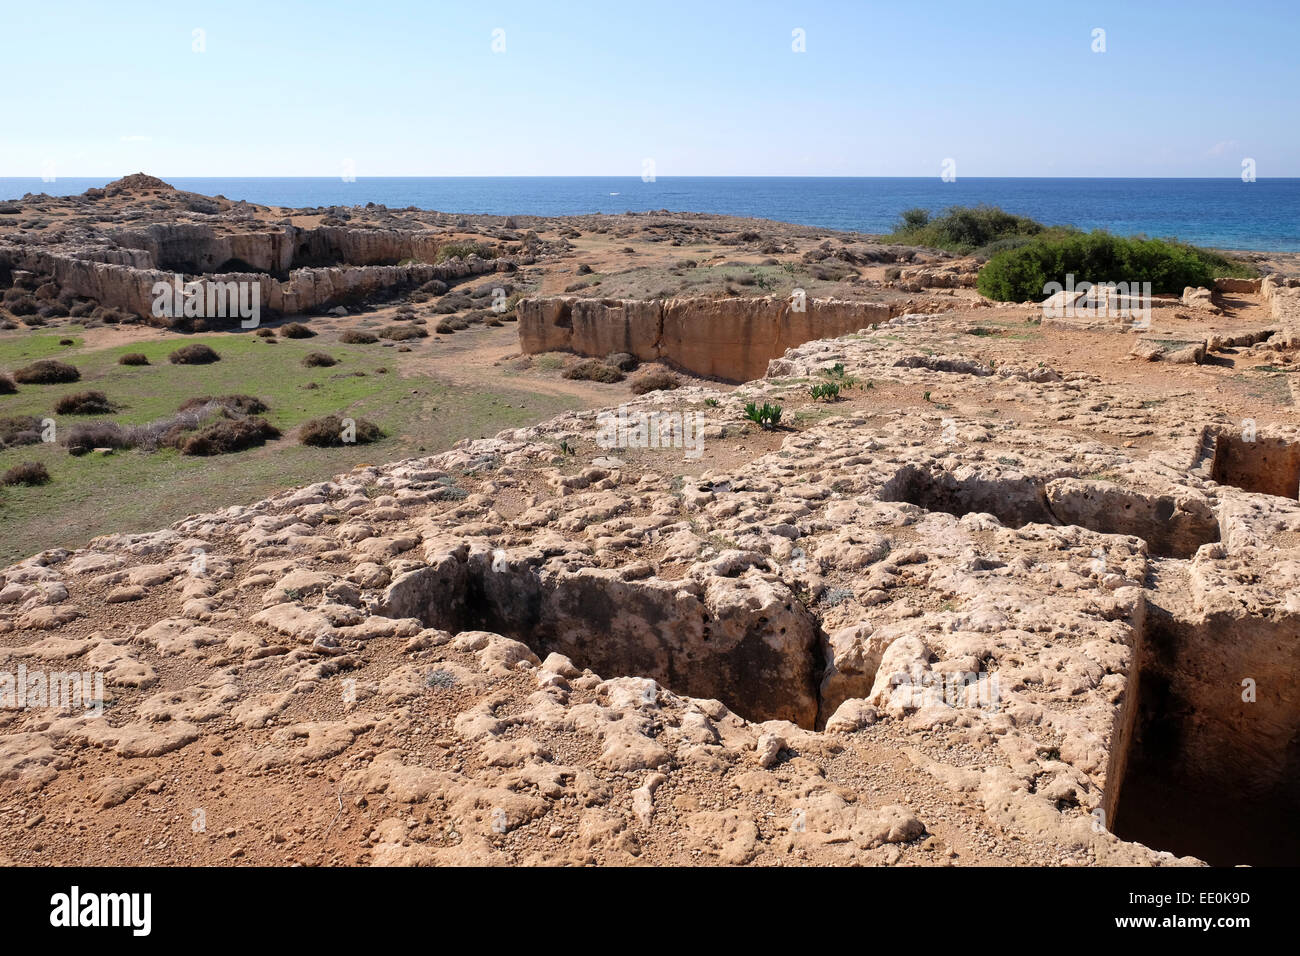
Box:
976, 231, 1258, 302
898, 208, 931, 230
436, 241, 496, 263
889, 204, 1052, 254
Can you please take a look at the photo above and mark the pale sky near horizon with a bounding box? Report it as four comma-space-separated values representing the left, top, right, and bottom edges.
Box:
3, 0, 1297, 178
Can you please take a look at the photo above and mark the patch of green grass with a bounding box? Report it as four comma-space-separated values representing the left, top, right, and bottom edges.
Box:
0, 336, 392, 428
790, 406, 835, 425
1235, 372, 1294, 408
532, 353, 567, 372
0, 331, 578, 564
0, 332, 85, 366
706, 533, 741, 552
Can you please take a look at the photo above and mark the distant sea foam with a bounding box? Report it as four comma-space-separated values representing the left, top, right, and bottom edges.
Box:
2, 176, 1297, 252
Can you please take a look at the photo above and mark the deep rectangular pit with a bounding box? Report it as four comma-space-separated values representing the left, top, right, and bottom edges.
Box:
110, 222, 448, 280
1211, 432, 1300, 499
377, 549, 825, 728
880, 465, 1057, 527
1107, 606, 1300, 865
881, 467, 1220, 559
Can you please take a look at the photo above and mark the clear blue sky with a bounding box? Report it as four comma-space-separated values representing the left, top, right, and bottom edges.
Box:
3, 0, 1297, 177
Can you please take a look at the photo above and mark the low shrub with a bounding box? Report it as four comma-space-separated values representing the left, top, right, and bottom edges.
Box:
118, 352, 150, 366
2, 461, 50, 486
564, 360, 624, 383
0, 415, 43, 448
339, 330, 378, 344
0, 372, 16, 394
606, 352, 638, 372
65, 421, 134, 455
435, 241, 495, 263
302, 351, 338, 368
54, 390, 117, 415
299, 414, 384, 447
174, 416, 281, 456
168, 343, 221, 365
629, 370, 681, 394
379, 325, 427, 341
13, 359, 80, 384
278, 322, 315, 338
177, 394, 268, 415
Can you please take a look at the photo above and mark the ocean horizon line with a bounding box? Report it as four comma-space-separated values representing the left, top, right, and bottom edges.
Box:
4, 174, 1298, 181
3, 175, 1296, 252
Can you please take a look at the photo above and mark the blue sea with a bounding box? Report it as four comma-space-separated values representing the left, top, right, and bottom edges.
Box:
2, 177, 1297, 252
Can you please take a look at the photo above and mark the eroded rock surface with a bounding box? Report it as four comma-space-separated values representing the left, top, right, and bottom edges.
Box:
3, 311, 1299, 866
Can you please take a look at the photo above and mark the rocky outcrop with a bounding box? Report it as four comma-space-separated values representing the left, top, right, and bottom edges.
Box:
517, 295, 897, 381
0, 241, 505, 322
1214, 277, 1262, 294
105, 223, 452, 274
1130, 337, 1207, 364
1263, 273, 1300, 324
